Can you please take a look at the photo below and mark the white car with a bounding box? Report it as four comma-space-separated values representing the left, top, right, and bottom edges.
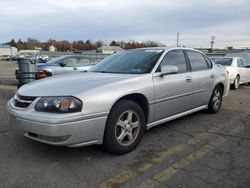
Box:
213, 57, 250, 89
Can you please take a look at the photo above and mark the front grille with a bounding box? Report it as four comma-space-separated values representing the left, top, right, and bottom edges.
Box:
14, 94, 37, 108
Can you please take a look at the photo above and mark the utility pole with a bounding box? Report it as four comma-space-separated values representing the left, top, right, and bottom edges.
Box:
210, 36, 215, 52
177, 32, 180, 47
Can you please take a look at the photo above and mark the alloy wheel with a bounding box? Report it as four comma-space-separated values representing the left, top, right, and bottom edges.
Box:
115, 110, 140, 146
212, 89, 221, 110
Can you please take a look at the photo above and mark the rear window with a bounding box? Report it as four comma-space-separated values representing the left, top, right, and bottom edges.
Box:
213, 58, 232, 66
78, 58, 91, 65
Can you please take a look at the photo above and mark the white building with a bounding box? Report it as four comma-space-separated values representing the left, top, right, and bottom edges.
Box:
0, 45, 18, 56
19, 49, 40, 55
96, 46, 123, 54
49, 45, 56, 52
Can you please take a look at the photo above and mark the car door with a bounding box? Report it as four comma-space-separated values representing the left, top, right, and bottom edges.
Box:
237, 58, 248, 83
153, 50, 192, 121
242, 59, 250, 82
185, 50, 213, 109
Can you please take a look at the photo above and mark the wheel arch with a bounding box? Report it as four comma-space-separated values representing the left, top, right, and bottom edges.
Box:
110, 93, 150, 124
216, 82, 224, 94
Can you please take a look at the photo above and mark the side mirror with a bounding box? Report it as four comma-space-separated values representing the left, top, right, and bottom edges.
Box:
157, 65, 178, 77
59, 62, 67, 67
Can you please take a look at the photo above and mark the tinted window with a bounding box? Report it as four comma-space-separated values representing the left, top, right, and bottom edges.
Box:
213, 58, 232, 66
187, 51, 209, 71
159, 50, 187, 73
90, 49, 163, 74
237, 59, 245, 68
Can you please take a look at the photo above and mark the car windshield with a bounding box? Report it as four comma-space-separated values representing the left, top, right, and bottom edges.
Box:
46, 56, 66, 64
213, 58, 232, 66
89, 49, 164, 74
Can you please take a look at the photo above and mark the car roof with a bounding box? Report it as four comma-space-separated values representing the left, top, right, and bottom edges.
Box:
213, 57, 242, 60
127, 46, 209, 57
127, 46, 204, 52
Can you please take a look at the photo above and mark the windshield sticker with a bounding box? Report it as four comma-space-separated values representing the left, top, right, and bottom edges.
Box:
145, 50, 163, 53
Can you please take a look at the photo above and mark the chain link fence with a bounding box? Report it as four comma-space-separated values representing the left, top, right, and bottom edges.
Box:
39, 51, 110, 62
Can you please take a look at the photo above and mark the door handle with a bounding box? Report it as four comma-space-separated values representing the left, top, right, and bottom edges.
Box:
73, 67, 77, 70
211, 73, 215, 79
186, 76, 192, 83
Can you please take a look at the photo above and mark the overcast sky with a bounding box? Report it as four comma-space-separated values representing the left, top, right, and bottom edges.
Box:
0, 0, 249, 48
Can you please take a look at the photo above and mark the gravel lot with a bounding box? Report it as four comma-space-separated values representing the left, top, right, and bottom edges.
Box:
0, 61, 250, 188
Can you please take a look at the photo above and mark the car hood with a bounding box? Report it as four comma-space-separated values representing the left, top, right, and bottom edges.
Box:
17, 72, 140, 96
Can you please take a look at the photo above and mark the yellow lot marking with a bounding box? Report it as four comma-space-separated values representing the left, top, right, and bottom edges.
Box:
99, 126, 226, 188
138, 126, 243, 188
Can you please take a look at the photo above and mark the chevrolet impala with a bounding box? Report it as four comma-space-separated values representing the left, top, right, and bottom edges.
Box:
6, 47, 229, 154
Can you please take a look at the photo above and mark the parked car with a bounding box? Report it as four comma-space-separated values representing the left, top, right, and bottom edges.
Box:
0, 55, 11, 61
15, 55, 96, 80
6, 47, 229, 154
212, 57, 250, 89
35, 55, 95, 79
36, 55, 49, 63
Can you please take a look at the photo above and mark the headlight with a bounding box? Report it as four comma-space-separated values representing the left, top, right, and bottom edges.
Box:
35, 97, 82, 113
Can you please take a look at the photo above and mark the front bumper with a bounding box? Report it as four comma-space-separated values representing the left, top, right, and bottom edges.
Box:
6, 99, 108, 147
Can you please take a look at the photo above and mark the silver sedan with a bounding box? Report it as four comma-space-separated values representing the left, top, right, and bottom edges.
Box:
36, 55, 95, 79
6, 47, 229, 154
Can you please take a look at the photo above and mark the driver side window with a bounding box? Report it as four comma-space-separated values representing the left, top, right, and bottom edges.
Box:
157, 50, 188, 73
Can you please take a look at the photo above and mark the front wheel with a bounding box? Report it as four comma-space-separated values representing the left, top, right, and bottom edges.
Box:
207, 85, 223, 113
103, 100, 145, 155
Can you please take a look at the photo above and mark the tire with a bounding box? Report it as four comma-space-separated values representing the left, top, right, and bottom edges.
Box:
232, 75, 240, 90
207, 85, 223, 113
103, 100, 145, 155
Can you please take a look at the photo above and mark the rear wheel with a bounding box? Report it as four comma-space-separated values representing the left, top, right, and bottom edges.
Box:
232, 75, 240, 90
103, 100, 145, 155
208, 85, 223, 113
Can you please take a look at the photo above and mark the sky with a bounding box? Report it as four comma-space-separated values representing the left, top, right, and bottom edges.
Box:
0, 0, 250, 48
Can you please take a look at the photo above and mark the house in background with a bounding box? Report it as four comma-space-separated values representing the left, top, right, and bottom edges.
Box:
49, 45, 56, 52
96, 46, 123, 54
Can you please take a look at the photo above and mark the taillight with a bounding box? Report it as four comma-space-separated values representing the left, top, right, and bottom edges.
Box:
36, 70, 52, 79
